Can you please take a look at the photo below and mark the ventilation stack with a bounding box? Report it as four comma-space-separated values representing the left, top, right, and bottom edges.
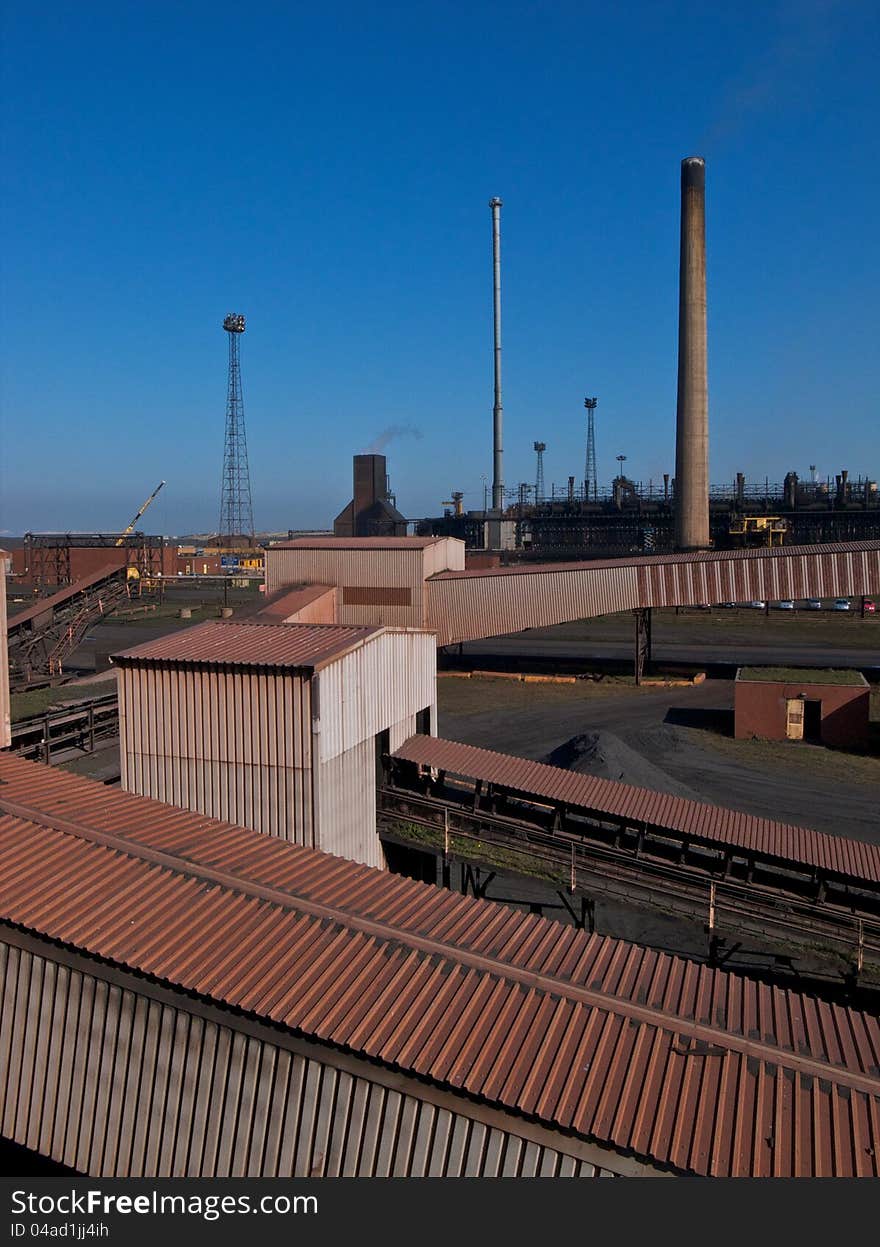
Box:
674, 157, 710, 550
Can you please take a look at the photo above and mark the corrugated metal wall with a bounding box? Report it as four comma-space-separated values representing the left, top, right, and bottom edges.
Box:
427, 564, 642, 645
318, 739, 385, 868
315, 631, 436, 762
312, 631, 435, 868
0, 939, 629, 1177
423, 538, 466, 577
0, 562, 9, 749
118, 663, 315, 845
118, 631, 436, 868
638, 545, 880, 608
427, 546, 880, 645
266, 548, 428, 626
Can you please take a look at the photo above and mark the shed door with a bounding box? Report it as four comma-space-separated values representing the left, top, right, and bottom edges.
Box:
785, 698, 804, 740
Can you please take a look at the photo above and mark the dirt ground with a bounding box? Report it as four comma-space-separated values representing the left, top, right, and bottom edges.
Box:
438, 676, 880, 844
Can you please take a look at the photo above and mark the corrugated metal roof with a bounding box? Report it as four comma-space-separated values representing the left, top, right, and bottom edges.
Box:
274, 536, 449, 550
112, 619, 382, 671
0, 753, 878, 1178
393, 736, 880, 886
7, 564, 124, 629
255, 583, 336, 620
430, 540, 880, 580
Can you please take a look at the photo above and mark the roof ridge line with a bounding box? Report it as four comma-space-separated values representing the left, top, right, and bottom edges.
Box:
2, 795, 876, 1096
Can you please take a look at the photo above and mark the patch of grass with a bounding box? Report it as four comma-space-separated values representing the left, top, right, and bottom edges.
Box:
695, 727, 880, 788
10, 679, 118, 723
437, 673, 647, 717
517, 609, 880, 647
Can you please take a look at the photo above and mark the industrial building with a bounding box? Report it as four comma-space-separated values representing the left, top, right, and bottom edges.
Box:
265, 535, 880, 650
265, 535, 465, 627
113, 619, 437, 868
414, 157, 878, 561
2, 753, 878, 1178
334, 453, 408, 537
0, 556, 9, 749
735, 668, 871, 748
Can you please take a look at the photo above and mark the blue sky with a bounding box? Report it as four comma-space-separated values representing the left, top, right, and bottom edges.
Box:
1, 1, 878, 535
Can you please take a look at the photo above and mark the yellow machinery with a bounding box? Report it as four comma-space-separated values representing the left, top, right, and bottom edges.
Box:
115, 481, 166, 547
729, 515, 788, 547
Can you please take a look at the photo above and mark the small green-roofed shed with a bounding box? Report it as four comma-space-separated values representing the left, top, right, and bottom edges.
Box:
734, 667, 870, 746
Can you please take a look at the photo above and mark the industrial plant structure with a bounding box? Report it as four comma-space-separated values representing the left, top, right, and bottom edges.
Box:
3, 154, 880, 1185
218, 312, 255, 547
266, 535, 465, 627
265, 535, 880, 648
333, 453, 407, 537
414, 157, 877, 559
734, 668, 871, 748
113, 619, 437, 868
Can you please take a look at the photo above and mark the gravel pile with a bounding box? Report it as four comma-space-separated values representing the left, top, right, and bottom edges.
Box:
543, 729, 697, 799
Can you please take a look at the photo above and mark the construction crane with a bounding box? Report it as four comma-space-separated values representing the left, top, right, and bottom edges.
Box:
115, 481, 166, 547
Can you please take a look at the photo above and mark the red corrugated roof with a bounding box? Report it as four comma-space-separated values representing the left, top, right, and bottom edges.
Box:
431, 539, 880, 580
0, 754, 878, 1178
273, 536, 449, 550
392, 736, 880, 885
111, 619, 381, 671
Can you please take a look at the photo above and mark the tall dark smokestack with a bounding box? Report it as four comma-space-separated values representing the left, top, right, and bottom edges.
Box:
674, 156, 710, 550
489, 197, 504, 510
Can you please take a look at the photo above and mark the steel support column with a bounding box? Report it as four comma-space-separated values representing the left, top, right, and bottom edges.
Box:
633, 607, 652, 684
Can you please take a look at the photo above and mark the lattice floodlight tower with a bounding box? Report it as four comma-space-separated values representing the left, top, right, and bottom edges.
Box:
219, 313, 255, 546
584, 396, 598, 501
533, 442, 546, 502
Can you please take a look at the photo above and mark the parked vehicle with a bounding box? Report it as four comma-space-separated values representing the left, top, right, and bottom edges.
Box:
863, 599, 876, 614
776, 600, 795, 610
721, 602, 737, 609
805, 598, 823, 610
748, 600, 766, 610
833, 597, 851, 611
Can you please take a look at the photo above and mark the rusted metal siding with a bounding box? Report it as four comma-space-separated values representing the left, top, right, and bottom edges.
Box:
118, 662, 315, 845
0, 939, 622, 1177
393, 735, 880, 885
2, 757, 878, 1178
427, 542, 880, 645
0, 560, 10, 749
114, 620, 379, 669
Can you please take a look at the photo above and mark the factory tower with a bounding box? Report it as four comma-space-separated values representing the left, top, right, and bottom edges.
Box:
674, 157, 710, 549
